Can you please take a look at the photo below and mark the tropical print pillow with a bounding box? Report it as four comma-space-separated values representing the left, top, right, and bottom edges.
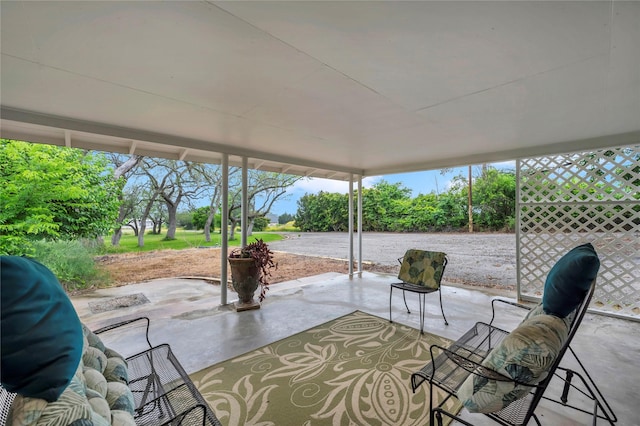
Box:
457, 313, 569, 413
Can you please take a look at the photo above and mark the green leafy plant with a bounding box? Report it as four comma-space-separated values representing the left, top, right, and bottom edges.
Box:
0, 140, 121, 255
32, 239, 110, 291
229, 239, 277, 301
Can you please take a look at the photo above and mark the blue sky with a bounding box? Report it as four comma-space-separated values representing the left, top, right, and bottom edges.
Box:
271, 161, 516, 216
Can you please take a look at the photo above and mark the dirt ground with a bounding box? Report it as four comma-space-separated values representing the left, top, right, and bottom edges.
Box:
97, 248, 398, 287
97, 232, 518, 291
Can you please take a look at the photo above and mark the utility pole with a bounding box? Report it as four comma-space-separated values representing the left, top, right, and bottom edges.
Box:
468, 165, 473, 233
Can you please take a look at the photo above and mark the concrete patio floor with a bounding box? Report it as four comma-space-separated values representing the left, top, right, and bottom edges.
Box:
72, 272, 637, 426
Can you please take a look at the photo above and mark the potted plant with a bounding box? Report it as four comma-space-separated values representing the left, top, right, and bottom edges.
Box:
227, 239, 276, 311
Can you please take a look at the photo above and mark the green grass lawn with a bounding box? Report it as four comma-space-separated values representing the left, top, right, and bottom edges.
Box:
106, 230, 283, 253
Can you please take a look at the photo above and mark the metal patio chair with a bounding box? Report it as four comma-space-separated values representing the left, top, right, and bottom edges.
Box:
389, 249, 449, 334
410, 279, 617, 426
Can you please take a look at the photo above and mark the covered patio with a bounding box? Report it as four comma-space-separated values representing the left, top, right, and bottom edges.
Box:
73, 272, 637, 425
2, 0, 638, 311
2, 1, 639, 424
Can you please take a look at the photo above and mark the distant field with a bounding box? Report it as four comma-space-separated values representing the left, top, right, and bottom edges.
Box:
265, 222, 299, 232
106, 230, 283, 253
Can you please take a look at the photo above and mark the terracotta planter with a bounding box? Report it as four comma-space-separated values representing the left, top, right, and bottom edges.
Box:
228, 256, 261, 311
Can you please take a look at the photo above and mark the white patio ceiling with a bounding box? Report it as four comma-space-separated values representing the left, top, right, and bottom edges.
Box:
1, 1, 639, 181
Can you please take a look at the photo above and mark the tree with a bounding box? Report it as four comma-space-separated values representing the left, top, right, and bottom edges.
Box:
177, 210, 196, 230
473, 168, 516, 230
119, 184, 146, 236
191, 206, 210, 230
433, 176, 468, 230
108, 153, 143, 246
278, 213, 294, 224
148, 201, 167, 234
252, 216, 270, 231
294, 191, 349, 231
136, 187, 163, 247
189, 206, 222, 232
142, 158, 208, 240
296, 180, 413, 232
408, 193, 439, 231
0, 140, 120, 255
441, 166, 476, 232
227, 170, 302, 239
361, 180, 412, 231
199, 164, 233, 242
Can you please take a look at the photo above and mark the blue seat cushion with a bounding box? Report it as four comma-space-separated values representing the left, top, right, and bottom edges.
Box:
542, 243, 600, 318
1, 256, 83, 402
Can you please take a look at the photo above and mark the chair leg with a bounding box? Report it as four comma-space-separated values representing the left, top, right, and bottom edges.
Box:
389, 287, 412, 323
432, 408, 475, 426
438, 288, 449, 326
429, 382, 436, 426
419, 293, 425, 334
567, 346, 617, 424
402, 289, 411, 314
545, 366, 617, 425
435, 410, 443, 426
389, 287, 393, 323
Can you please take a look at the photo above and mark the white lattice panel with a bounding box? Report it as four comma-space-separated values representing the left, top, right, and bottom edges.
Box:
517, 146, 640, 319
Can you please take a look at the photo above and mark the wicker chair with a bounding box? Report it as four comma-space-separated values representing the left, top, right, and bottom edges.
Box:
389, 249, 449, 334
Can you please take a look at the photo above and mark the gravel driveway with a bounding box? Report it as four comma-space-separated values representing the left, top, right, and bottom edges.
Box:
267, 232, 517, 289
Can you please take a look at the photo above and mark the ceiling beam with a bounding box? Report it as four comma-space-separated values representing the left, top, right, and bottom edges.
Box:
1, 107, 364, 177
366, 131, 640, 177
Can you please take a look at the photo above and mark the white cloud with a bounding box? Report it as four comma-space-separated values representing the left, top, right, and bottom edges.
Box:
491, 160, 516, 170
292, 176, 380, 194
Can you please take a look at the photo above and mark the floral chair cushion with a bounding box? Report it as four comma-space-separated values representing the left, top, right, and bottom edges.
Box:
397, 249, 447, 290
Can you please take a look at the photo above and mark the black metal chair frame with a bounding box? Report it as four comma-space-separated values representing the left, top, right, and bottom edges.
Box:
389, 252, 449, 334
0, 386, 16, 426
410, 280, 617, 426
94, 317, 222, 426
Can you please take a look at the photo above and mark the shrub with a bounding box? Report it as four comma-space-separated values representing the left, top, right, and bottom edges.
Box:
252, 216, 270, 231
177, 210, 195, 230
32, 239, 110, 291
0, 235, 34, 257
278, 213, 294, 224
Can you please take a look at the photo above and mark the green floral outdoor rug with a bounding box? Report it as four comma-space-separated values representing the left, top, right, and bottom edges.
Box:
190, 310, 462, 425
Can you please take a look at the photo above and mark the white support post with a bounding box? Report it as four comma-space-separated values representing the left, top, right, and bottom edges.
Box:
241, 157, 248, 248
348, 175, 354, 277
515, 159, 522, 302
357, 175, 363, 275
220, 154, 229, 305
